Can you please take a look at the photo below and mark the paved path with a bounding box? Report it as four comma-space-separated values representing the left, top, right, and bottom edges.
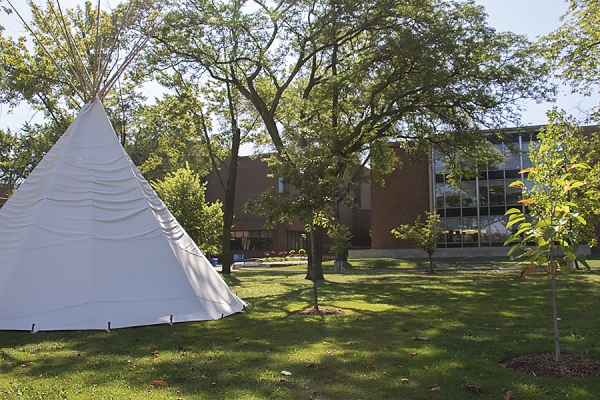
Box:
217, 263, 595, 275
221, 265, 530, 274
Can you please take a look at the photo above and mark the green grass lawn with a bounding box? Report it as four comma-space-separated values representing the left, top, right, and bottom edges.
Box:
260, 257, 496, 271
1, 267, 600, 399
319, 255, 600, 272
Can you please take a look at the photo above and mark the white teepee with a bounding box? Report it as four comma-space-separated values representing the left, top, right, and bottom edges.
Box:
0, 1, 246, 332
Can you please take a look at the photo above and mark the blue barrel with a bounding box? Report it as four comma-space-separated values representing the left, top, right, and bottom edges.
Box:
210, 258, 218, 267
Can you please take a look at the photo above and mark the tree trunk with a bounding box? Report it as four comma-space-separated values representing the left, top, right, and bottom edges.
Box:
333, 204, 347, 263
551, 260, 561, 363
305, 225, 324, 281
309, 223, 319, 311
219, 142, 239, 274
219, 82, 241, 275
428, 253, 434, 274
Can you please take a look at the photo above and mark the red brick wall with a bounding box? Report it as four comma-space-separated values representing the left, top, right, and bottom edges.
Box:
204, 156, 306, 257
205, 156, 304, 232
0, 186, 8, 207
371, 148, 430, 249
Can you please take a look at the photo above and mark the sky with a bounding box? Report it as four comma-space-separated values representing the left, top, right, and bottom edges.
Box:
474, 0, 598, 126
0, 0, 597, 133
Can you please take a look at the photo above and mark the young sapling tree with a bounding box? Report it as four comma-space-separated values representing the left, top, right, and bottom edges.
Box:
392, 211, 443, 273
504, 110, 600, 363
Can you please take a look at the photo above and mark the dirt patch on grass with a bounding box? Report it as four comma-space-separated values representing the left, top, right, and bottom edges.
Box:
291, 308, 344, 315
501, 353, 600, 378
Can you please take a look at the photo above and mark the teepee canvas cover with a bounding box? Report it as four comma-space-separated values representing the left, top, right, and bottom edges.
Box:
0, 99, 246, 332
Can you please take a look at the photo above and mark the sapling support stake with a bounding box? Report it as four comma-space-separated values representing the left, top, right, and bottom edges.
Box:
309, 222, 319, 312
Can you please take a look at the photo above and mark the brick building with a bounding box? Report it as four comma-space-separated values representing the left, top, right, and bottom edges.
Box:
204, 155, 371, 260
353, 125, 600, 259
369, 148, 430, 253
0, 186, 8, 208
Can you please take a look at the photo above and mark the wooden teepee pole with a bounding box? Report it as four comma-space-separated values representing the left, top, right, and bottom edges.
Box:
6, 0, 163, 103
5, 0, 87, 102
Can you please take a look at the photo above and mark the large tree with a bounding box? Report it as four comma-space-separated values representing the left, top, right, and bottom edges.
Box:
540, 0, 600, 119
131, 67, 264, 274
154, 0, 552, 286
147, 0, 272, 274
124, 84, 215, 182
197, 77, 264, 274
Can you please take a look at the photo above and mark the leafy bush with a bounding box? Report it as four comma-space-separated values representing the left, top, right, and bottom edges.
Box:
152, 163, 223, 255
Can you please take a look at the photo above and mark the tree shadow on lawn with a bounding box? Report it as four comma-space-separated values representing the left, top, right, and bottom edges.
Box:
221, 273, 242, 287
336, 257, 519, 272
1, 271, 600, 398
271, 272, 600, 360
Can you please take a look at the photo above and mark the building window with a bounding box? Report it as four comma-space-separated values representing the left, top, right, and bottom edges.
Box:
505, 180, 522, 205
287, 231, 306, 251
444, 217, 462, 244
488, 180, 505, 205
522, 141, 533, 169
434, 132, 533, 248
435, 179, 445, 208
230, 230, 273, 251
461, 181, 477, 207
462, 216, 479, 246
504, 147, 521, 170
445, 184, 462, 208
479, 181, 489, 206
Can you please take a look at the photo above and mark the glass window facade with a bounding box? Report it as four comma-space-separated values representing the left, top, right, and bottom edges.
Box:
287, 231, 307, 252
434, 133, 533, 248
231, 230, 273, 251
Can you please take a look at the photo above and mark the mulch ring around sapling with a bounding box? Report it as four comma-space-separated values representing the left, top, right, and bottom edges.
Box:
291, 308, 344, 315
501, 353, 600, 378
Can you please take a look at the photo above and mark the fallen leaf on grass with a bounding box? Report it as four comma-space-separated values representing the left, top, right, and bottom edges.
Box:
409, 352, 418, 356
400, 378, 409, 383
148, 380, 168, 388
428, 384, 441, 392
502, 390, 515, 400
306, 363, 315, 368
464, 384, 484, 396
281, 370, 292, 376
412, 336, 429, 341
